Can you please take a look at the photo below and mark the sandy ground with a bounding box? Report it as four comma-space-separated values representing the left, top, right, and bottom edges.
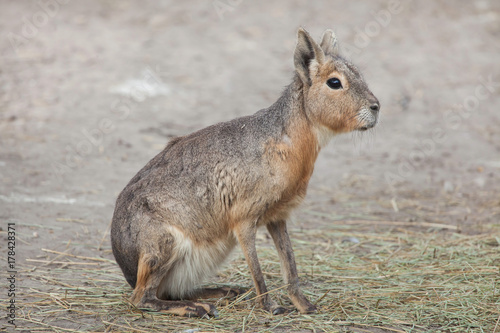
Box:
1, 0, 499, 331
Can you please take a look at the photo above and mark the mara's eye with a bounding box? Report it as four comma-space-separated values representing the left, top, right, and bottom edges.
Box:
326, 78, 343, 90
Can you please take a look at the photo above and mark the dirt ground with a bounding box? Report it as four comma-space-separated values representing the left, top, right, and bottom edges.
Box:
1, 0, 499, 332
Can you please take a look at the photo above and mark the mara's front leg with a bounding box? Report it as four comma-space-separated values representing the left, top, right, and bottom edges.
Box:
234, 222, 286, 315
266, 220, 317, 314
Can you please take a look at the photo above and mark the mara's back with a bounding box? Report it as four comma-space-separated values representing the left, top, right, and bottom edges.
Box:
113, 89, 300, 223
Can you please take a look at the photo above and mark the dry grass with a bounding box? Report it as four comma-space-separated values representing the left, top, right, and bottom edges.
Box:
5, 222, 499, 333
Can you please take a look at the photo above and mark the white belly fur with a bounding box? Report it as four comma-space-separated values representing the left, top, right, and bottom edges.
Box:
157, 226, 237, 299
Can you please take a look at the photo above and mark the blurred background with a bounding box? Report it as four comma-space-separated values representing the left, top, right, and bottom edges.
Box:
0, 0, 499, 330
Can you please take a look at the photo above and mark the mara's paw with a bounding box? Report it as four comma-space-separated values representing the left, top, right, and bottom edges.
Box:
298, 302, 317, 314
271, 305, 287, 315
193, 286, 249, 301
182, 302, 219, 318
262, 299, 288, 315
138, 299, 218, 318
290, 293, 318, 314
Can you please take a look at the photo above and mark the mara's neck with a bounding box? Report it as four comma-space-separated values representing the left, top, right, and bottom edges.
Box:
267, 76, 332, 152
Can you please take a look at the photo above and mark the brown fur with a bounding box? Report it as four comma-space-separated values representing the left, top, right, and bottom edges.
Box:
130, 255, 150, 305
111, 27, 379, 317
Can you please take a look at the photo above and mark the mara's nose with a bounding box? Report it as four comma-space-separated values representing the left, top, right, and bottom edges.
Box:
370, 103, 380, 113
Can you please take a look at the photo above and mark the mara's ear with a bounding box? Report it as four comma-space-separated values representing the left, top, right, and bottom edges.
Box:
294, 27, 325, 85
320, 29, 339, 56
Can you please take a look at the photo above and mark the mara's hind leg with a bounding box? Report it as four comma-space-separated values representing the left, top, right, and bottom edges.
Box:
130, 254, 218, 318
187, 286, 248, 301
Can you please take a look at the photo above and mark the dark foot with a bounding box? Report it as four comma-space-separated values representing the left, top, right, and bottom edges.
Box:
181, 302, 219, 318
272, 305, 287, 315
290, 292, 318, 314
295, 299, 318, 314
191, 286, 248, 300
299, 303, 317, 314
262, 298, 288, 315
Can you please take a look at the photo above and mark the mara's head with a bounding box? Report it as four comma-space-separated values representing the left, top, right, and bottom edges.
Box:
294, 28, 379, 139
